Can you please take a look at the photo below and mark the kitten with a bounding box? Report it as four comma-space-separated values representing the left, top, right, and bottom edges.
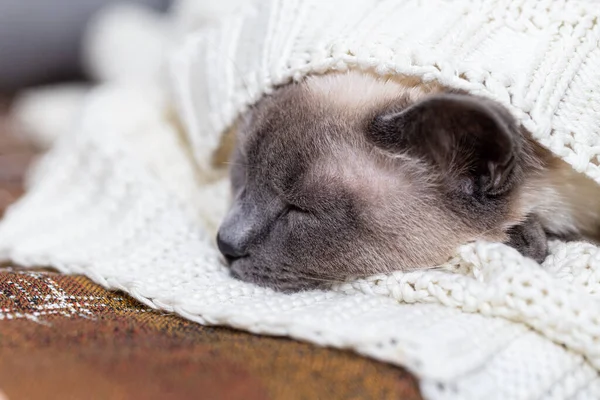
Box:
216, 71, 600, 292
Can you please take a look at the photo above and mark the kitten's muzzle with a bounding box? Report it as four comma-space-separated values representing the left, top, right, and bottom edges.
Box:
216, 232, 248, 262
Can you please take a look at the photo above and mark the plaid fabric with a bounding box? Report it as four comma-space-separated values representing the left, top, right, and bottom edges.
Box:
0, 266, 422, 399
0, 99, 422, 399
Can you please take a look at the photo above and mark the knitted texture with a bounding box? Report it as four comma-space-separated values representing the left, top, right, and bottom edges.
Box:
171, 0, 600, 180
2, 0, 600, 399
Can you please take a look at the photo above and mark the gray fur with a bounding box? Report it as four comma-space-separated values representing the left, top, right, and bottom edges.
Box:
216, 72, 595, 292
505, 214, 548, 263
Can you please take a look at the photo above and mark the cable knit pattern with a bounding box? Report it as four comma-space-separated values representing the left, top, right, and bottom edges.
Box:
171, 0, 600, 181
2, 1, 600, 399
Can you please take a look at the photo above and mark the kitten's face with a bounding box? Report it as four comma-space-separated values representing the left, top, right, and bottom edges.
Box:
217, 72, 529, 292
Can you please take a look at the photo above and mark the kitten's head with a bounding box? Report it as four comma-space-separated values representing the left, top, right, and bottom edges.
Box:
217, 71, 532, 292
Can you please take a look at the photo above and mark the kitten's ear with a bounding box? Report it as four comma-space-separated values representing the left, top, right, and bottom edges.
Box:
369, 93, 522, 196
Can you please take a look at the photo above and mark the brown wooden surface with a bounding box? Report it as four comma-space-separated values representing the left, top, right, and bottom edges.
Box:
0, 98, 422, 400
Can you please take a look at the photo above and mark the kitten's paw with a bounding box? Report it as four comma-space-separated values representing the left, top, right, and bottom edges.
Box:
505, 214, 548, 263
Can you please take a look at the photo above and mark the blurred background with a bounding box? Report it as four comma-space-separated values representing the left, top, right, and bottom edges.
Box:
0, 0, 172, 92
0, 0, 176, 229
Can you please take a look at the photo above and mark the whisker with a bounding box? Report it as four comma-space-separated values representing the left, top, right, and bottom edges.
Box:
294, 275, 344, 284
222, 161, 250, 167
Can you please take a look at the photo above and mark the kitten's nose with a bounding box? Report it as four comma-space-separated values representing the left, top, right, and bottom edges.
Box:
216, 232, 247, 261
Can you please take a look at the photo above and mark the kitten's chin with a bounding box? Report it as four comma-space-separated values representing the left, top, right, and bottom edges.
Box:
228, 262, 246, 282
227, 260, 326, 293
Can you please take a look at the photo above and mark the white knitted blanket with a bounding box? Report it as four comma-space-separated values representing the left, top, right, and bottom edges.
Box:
4, 1, 600, 398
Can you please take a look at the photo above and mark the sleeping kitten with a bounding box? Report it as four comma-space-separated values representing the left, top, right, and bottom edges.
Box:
216, 71, 600, 292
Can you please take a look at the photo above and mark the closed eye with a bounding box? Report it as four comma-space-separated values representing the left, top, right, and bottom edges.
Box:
282, 204, 315, 228
286, 203, 310, 214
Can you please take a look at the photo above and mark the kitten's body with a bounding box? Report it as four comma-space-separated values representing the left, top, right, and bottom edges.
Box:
217, 71, 600, 292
